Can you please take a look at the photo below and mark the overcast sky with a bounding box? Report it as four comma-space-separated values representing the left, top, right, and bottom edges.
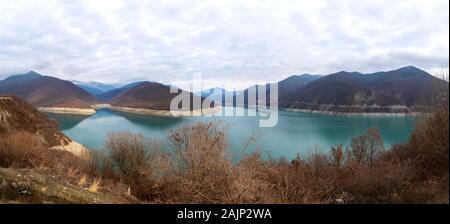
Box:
0, 0, 448, 90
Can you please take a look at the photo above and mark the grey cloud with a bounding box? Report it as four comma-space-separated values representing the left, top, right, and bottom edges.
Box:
0, 0, 448, 89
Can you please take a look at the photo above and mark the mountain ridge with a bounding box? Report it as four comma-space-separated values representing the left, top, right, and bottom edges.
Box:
0, 66, 443, 115
0, 72, 98, 110
279, 66, 441, 113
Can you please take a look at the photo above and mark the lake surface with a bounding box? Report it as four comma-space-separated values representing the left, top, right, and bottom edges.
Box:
47, 108, 417, 160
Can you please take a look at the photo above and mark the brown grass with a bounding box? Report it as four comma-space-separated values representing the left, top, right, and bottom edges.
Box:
88, 178, 102, 193
0, 131, 48, 168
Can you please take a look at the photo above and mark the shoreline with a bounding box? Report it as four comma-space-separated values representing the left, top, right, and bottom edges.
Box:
92, 104, 222, 117
284, 108, 423, 117
51, 140, 90, 159
37, 107, 96, 115
37, 104, 424, 117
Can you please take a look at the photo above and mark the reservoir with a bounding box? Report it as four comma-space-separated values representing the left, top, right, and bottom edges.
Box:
47, 108, 417, 160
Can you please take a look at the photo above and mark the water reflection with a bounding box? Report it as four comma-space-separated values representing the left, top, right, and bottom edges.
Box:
45, 113, 91, 130
108, 109, 184, 129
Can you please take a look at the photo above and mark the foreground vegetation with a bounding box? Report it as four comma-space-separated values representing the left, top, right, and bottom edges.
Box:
1, 108, 448, 203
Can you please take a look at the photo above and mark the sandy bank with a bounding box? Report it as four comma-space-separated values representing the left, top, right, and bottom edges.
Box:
91, 104, 110, 109
51, 140, 90, 159
95, 104, 221, 117
38, 107, 96, 115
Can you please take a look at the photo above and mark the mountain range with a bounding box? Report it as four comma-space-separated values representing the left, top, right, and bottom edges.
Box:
95, 81, 146, 102
71, 80, 119, 96
279, 66, 441, 113
0, 66, 445, 115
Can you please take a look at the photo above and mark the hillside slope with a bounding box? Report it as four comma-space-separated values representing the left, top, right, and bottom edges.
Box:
110, 82, 208, 111
95, 81, 145, 103
0, 96, 70, 146
234, 74, 321, 107
0, 72, 97, 109
0, 168, 133, 204
279, 66, 441, 113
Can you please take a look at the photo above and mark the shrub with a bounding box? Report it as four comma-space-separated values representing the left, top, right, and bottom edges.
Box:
106, 132, 153, 185
0, 131, 47, 168
410, 109, 449, 178
347, 128, 384, 167
168, 121, 234, 203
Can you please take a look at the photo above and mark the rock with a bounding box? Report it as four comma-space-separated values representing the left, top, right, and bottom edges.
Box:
335, 198, 345, 204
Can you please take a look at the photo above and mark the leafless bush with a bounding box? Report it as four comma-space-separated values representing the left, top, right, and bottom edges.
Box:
104, 131, 172, 200
168, 121, 234, 203
347, 128, 384, 167
106, 132, 153, 184
231, 152, 274, 203
88, 150, 116, 179
0, 131, 47, 168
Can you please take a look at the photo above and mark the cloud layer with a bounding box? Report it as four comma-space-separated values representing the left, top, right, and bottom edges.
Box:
0, 0, 448, 89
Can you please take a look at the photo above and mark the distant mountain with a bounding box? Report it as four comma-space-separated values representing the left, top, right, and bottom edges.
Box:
72, 81, 118, 96
0, 71, 42, 87
0, 71, 97, 109
110, 81, 206, 110
279, 66, 442, 113
197, 87, 237, 106
277, 74, 322, 98
234, 74, 321, 107
95, 81, 146, 102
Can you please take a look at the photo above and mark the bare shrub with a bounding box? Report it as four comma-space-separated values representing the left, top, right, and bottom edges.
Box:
0, 131, 47, 168
408, 70, 449, 178
347, 128, 384, 167
106, 132, 152, 185
88, 150, 116, 180
231, 152, 274, 203
103, 131, 172, 200
168, 121, 234, 203
410, 110, 449, 178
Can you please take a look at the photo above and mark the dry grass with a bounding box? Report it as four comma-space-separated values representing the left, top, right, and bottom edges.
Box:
0, 131, 48, 168
78, 175, 87, 187
88, 178, 102, 193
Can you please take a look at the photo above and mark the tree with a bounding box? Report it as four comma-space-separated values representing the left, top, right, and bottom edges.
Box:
348, 128, 384, 167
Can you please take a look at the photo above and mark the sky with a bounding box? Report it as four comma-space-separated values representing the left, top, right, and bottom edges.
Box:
0, 0, 448, 90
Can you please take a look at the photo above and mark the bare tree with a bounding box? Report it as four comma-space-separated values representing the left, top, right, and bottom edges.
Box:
348, 128, 384, 167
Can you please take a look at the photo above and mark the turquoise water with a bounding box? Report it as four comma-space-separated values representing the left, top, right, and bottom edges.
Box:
46, 108, 417, 160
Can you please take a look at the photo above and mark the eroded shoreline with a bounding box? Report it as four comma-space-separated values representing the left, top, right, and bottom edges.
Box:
37, 104, 423, 117
284, 108, 423, 116
92, 104, 222, 117
38, 107, 96, 115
